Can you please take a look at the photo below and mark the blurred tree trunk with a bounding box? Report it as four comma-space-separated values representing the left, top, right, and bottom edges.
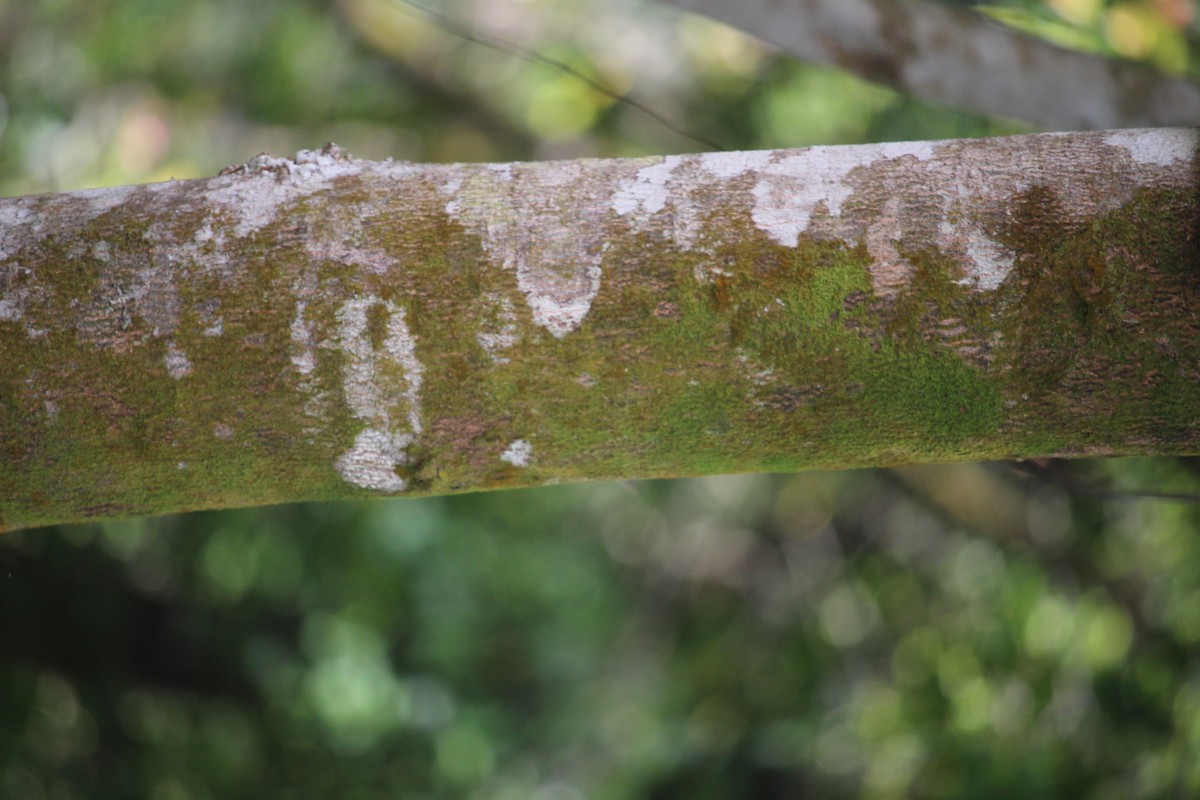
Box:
1, 129, 1198, 530
659, 0, 1200, 130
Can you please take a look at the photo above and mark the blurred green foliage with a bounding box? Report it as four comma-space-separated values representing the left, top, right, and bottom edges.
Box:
2, 0, 1200, 797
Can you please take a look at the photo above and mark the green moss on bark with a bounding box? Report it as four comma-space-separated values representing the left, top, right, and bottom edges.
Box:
1, 139, 1198, 530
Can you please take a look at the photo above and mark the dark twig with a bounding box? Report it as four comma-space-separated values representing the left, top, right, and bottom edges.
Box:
1012, 459, 1200, 505
385, 0, 725, 151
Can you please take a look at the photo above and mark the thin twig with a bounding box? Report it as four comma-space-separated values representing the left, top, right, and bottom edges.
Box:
385, 0, 725, 151
1013, 460, 1200, 505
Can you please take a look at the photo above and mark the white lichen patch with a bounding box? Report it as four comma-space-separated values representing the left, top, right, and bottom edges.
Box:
752, 140, 936, 248
475, 293, 520, 363
290, 301, 316, 375
487, 163, 514, 181
442, 163, 609, 338
294, 144, 354, 169
611, 156, 682, 219
611, 155, 725, 251
71, 184, 137, 221
934, 208, 1017, 293
330, 295, 424, 492
961, 229, 1016, 291
614, 155, 734, 253
1104, 128, 1198, 167
206, 177, 297, 239
135, 264, 181, 335
213, 423, 234, 440
734, 348, 777, 391
0, 290, 27, 327
0, 208, 39, 325
721, 136, 1031, 295
336, 295, 423, 432
500, 439, 532, 467
194, 218, 216, 244
191, 297, 224, 337
336, 428, 414, 492
0, 284, 26, 322
205, 144, 362, 239
698, 150, 773, 179
183, 215, 233, 277
0, 202, 36, 260
523, 266, 601, 337
164, 341, 192, 379
305, 241, 396, 275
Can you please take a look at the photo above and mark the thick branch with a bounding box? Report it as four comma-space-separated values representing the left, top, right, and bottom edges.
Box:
1, 130, 1198, 530
660, 0, 1200, 130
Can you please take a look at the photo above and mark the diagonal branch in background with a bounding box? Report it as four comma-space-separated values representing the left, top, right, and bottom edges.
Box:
1, 129, 1198, 531
659, 0, 1200, 130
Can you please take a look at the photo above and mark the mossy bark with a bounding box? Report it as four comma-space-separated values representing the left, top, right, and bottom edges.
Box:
1, 131, 1198, 531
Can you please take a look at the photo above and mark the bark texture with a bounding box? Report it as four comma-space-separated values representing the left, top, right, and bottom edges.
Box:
1, 130, 1198, 530
660, 0, 1200, 131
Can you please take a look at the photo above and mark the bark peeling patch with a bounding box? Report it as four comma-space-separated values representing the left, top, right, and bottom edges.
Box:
751, 141, 936, 248
330, 294, 423, 492
863, 196, 912, 295
76, 257, 182, 348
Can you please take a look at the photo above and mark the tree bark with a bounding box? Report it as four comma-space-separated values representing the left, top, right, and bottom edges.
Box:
1, 130, 1197, 530
659, 0, 1200, 131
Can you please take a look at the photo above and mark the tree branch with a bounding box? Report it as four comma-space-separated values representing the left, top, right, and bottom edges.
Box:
659, 0, 1200, 130
1, 130, 1198, 530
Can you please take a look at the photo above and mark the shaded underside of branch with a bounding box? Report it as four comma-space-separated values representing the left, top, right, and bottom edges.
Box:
0, 129, 1198, 530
